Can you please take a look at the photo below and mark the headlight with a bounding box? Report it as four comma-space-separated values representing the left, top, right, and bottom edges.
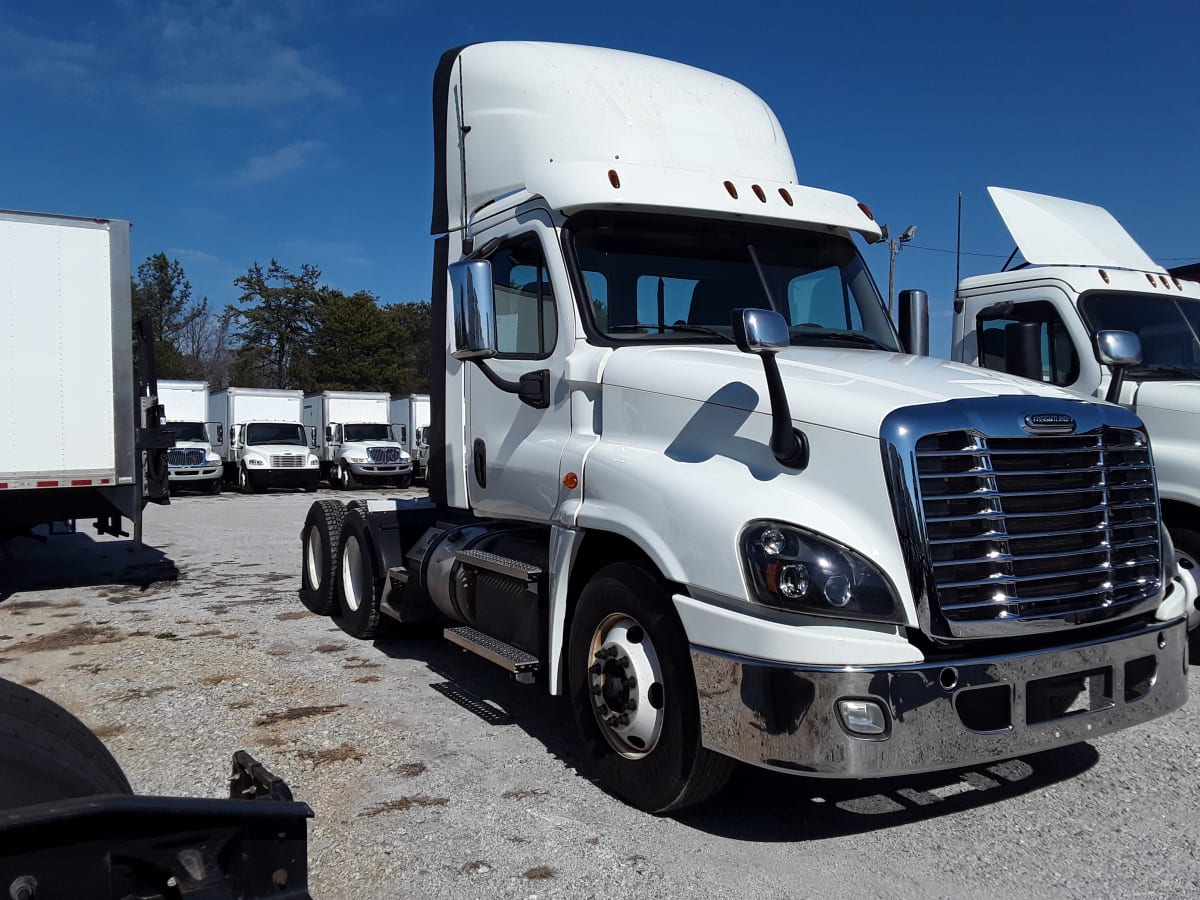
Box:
246, 457, 265, 467
740, 521, 901, 622
348, 456, 366, 464
308, 455, 320, 467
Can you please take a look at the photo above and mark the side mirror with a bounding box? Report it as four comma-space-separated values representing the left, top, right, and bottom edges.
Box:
1003, 321, 1044, 381
231, 425, 241, 448
309, 426, 318, 447
897, 290, 929, 356
325, 424, 334, 441
449, 259, 498, 360
1097, 330, 1142, 403
206, 422, 223, 446
731, 308, 807, 469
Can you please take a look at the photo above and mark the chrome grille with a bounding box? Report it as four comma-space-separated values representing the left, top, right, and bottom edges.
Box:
367, 447, 402, 464
168, 448, 205, 467
270, 454, 305, 468
916, 428, 1160, 633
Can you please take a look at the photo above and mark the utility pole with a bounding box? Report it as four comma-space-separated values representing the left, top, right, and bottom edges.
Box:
883, 224, 917, 318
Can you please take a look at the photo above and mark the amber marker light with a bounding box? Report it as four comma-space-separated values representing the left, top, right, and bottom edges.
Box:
857, 202, 875, 221
562, 473, 578, 489
1099, 269, 1110, 284
778, 188, 794, 206
608, 169, 621, 188
724, 180, 738, 199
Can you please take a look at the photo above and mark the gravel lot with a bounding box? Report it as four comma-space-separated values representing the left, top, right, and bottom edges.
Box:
1, 488, 1198, 899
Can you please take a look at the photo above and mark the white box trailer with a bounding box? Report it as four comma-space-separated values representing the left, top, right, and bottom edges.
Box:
157, 380, 223, 494
303, 391, 412, 488
0, 210, 171, 543
389, 394, 430, 480
208, 387, 318, 493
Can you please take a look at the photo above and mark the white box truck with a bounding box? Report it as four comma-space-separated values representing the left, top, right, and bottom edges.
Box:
157, 379, 223, 494
389, 394, 430, 481
303, 391, 412, 488
298, 43, 1189, 813
948, 188, 1199, 635
209, 387, 318, 493
0, 210, 171, 545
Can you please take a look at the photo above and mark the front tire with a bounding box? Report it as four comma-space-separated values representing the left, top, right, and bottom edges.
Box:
335, 509, 384, 639
567, 561, 734, 813
0, 678, 133, 810
1172, 526, 1199, 641
300, 500, 345, 615
208, 475, 223, 495
339, 462, 358, 490
238, 465, 256, 494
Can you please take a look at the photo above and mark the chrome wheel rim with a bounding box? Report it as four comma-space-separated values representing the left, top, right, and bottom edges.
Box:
304, 528, 324, 590
587, 613, 665, 759
341, 534, 364, 612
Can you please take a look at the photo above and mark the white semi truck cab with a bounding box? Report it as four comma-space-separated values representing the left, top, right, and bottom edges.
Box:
303, 391, 412, 489
299, 43, 1189, 813
951, 188, 1200, 633
209, 388, 319, 494
158, 379, 223, 494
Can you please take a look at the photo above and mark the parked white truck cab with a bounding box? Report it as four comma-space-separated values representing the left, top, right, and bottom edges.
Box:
209, 387, 319, 494
0, 210, 171, 544
157, 380, 223, 494
951, 188, 1200, 633
390, 394, 431, 481
299, 43, 1189, 813
303, 391, 412, 489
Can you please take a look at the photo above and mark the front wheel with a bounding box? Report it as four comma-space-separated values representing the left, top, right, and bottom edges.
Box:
567, 561, 734, 813
208, 475, 222, 495
339, 462, 358, 490
1172, 526, 1199, 641
238, 465, 254, 494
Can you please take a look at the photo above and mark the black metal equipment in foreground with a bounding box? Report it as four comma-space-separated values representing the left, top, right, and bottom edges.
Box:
0, 753, 313, 900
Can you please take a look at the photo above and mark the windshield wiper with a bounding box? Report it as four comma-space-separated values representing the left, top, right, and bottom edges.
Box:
792, 329, 892, 351
609, 323, 736, 343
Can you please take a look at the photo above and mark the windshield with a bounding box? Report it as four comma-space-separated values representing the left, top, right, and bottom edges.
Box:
245, 423, 308, 446
1078, 291, 1200, 379
170, 421, 208, 442
343, 424, 393, 442
569, 212, 898, 351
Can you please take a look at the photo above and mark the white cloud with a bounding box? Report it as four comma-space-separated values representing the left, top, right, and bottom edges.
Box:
229, 140, 325, 184
0, 23, 105, 90
165, 247, 224, 265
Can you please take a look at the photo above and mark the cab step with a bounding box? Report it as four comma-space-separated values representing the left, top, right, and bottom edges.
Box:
454, 549, 543, 585
445, 625, 540, 682
379, 566, 410, 621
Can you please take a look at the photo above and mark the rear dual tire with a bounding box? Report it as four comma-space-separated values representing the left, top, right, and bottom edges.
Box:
334, 510, 384, 639
300, 501, 345, 615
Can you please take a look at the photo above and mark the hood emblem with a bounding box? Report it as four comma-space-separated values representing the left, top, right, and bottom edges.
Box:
1024, 413, 1076, 435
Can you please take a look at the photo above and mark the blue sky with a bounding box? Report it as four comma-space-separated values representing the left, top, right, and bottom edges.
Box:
3, 0, 1197, 356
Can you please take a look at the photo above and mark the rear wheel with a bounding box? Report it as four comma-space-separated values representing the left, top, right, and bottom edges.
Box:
567, 561, 734, 813
0, 678, 133, 810
335, 510, 384, 639
300, 500, 345, 615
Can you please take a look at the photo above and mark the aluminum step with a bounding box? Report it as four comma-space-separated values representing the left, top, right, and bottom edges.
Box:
454, 549, 544, 582
444, 625, 540, 677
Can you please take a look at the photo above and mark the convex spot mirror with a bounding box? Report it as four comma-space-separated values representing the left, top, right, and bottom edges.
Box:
1096, 330, 1143, 367
449, 259, 498, 360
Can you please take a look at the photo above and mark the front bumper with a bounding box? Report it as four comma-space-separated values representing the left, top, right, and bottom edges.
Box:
252, 468, 319, 488
168, 466, 221, 482
347, 461, 412, 478
691, 617, 1188, 778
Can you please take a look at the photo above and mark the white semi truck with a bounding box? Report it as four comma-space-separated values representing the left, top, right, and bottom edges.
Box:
303, 391, 412, 488
390, 394, 431, 481
0, 210, 171, 544
949, 188, 1200, 634
157, 379, 223, 494
298, 43, 1190, 813
209, 387, 319, 494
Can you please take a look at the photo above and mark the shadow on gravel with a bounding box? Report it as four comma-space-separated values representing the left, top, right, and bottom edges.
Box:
674, 742, 1100, 840
0, 528, 178, 602
370, 624, 1101, 839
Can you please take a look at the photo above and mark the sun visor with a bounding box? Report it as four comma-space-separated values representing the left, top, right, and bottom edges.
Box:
988, 186, 1164, 273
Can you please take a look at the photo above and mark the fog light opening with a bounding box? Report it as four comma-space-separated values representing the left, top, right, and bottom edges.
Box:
939, 667, 959, 691
837, 699, 887, 736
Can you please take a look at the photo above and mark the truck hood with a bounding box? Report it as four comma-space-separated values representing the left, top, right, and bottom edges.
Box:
341, 441, 409, 458
1133, 379, 1200, 416
244, 444, 309, 455
600, 345, 1083, 438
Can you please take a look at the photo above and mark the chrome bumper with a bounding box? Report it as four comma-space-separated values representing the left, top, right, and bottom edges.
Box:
691, 618, 1188, 778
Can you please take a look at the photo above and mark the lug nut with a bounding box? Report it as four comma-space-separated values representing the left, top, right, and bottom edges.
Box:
626, 698, 637, 711
625, 676, 637, 689
589, 663, 602, 675
620, 657, 631, 669
590, 684, 602, 695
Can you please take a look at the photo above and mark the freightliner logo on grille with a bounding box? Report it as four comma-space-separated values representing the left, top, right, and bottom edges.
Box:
1023, 413, 1077, 434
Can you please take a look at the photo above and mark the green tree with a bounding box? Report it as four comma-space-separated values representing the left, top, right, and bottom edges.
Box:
382, 300, 432, 395
229, 260, 322, 388
303, 290, 398, 392
132, 253, 208, 379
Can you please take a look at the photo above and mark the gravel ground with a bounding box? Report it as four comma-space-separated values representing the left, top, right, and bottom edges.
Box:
1, 488, 1198, 899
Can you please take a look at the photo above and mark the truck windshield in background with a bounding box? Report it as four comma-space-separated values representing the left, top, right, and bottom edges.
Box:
170, 422, 209, 442
245, 423, 308, 446
568, 213, 899, 351
343, 424, 393, 442
1078, 292, 1200, 378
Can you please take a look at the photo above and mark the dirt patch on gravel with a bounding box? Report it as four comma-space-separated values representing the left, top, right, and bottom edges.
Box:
359, 795, 449, 817
523, 866, 556, 880
11, 623, 123, 653
396, 762, 427, 778
255, 704, 347, 727
298, 743, 364, 768
92, 723, 127, 739
275, 611, 310, 621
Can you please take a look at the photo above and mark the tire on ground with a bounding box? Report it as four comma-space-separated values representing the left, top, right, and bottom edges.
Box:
300, 500, 346, 615
0, 678, 133, 810
335, 508, 385, 639
567, 560, 734, 814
